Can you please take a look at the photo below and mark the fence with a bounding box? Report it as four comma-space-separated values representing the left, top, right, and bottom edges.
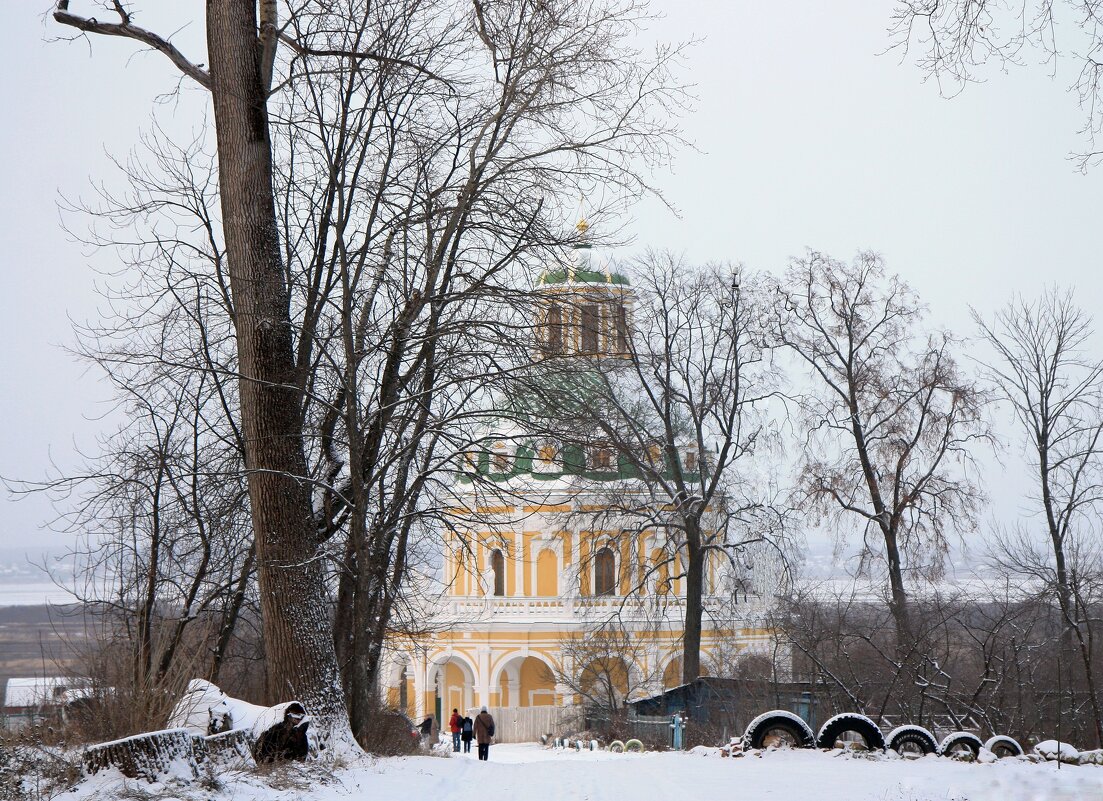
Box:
466, 705, 584, 743
585, 710, 674, 748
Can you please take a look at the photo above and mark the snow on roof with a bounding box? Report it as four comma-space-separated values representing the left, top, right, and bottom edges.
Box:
4, 676, 91, 708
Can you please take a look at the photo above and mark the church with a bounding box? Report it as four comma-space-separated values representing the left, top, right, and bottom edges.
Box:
381, 224, 775, 726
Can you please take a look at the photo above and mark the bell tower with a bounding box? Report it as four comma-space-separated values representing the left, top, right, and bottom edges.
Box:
536, 219, 631, 358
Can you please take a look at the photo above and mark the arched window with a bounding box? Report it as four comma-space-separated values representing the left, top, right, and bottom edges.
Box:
580, 303, 600, 353
491, 444, 512, 474
614, 303, 629, 352
491, 549, 505, 597
589, 445, 614, 471
544, 305, 564, 354
594, 547, 616, 596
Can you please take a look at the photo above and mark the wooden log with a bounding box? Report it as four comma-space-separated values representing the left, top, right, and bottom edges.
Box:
82, 728, 201, 782
205, 729, 252, 764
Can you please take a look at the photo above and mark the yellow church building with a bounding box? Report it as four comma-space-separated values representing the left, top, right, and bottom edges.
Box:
381, 228, 776, 727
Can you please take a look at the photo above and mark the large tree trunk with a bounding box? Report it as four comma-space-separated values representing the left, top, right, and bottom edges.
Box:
205, 0, 349, 741
682, 520, 704, 684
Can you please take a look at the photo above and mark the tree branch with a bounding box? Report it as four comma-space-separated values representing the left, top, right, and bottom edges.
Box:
53, 1, 211, 90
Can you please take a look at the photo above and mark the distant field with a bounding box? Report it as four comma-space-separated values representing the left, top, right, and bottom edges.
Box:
0, 602, 89, 692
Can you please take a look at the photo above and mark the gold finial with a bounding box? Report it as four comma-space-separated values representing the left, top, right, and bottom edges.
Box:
576, 217, 590, 234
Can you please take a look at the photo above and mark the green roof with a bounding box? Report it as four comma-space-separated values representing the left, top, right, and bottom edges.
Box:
538, 268, 630, 287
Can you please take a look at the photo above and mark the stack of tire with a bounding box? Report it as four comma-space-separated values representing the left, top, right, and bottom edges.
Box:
741, 710, 1024, 760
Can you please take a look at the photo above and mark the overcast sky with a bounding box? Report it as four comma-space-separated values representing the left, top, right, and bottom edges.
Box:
1, 3, 1098, 572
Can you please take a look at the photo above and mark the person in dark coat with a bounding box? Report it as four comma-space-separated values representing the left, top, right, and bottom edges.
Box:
448, 708, 462, 752
473, 706, 495, 761
461, 715, 474, 753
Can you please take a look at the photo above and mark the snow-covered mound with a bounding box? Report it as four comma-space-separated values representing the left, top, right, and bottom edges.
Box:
167, 679, 269, 735
1034, 739, 1079, 762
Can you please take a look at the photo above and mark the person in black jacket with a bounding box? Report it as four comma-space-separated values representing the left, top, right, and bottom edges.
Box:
461, 715, 474, 753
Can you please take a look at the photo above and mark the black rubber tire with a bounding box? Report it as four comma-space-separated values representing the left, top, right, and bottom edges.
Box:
984, 735, 1024, 758
816, 713, 886, 751
742, 711, 815, 750
938, 731, 983, 759
887, 725, 937, 757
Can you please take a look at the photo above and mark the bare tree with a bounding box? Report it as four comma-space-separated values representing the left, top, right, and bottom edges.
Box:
974, 288, 1103, 745
53, 0, 352, 738
526, 253, 786, 684
772, 251, 989, 645
51, 0, 687, 746
551, 619, 660, 727
889, 0, 1103, 168
258, 0, 687, 739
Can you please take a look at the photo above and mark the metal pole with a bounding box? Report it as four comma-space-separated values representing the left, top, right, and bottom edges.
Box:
1057, 653, 1062, 770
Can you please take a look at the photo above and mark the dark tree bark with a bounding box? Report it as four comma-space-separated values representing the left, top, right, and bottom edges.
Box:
203, 0, 347, 733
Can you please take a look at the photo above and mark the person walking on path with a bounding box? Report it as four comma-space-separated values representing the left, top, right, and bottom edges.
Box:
474, 706, 495, 761
461, 715, 474, 753
448, 708, 462, 752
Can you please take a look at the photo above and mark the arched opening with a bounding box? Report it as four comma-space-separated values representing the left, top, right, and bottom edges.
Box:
580, 303, 600, 352
495, 654, 559, 707
385, 656, 416, 718
579, 656, 631, 707
544, 304, 564, 354
614, 302, 629, 352
536, 548, 558, 596
662, 656, 683, 689
429, 655, 476, 726
594, 547, 616, 596
490, 549, 505, 597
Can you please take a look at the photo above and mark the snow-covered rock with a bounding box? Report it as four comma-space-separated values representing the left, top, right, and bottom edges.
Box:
1078, 749, 1103, 766
688, 745, 719, 757
976, 747, 998, 764
1034, 740, 1080, 763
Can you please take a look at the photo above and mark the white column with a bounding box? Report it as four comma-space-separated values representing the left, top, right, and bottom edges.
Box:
413, 654, 428, 720
514, 533, 523, 597
476, 646, 491, 708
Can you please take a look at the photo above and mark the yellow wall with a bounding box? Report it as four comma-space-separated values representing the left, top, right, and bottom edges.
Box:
520, 656, 556, 706
580, 656, 629, 698
536, 548, 557, 596
446, 525, 702, 599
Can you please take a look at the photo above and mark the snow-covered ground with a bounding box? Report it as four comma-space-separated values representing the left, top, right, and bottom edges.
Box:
67, 742, 1103, 801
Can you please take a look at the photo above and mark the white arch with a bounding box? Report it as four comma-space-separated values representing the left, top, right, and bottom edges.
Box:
427, 650, 479, 712
488, 649, 560, 694
658, 650, 684, 687
383, 650, 416, 688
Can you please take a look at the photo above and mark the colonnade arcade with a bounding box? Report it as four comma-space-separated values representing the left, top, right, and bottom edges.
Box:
382, 642, 692, 722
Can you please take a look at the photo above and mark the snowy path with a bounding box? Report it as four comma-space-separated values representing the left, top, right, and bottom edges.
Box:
350, 744, 1102, 801
71, 742, 1103, 801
